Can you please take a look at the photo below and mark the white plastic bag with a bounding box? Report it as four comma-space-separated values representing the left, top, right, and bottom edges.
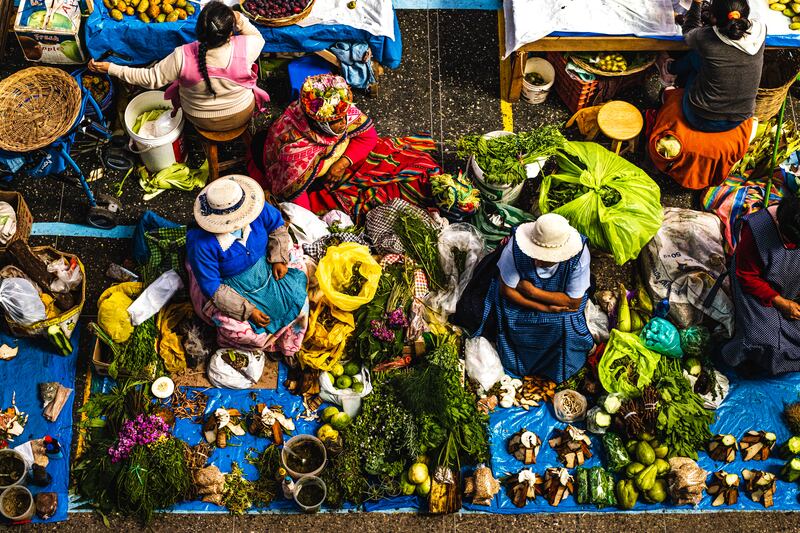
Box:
322, 210, 353, 229
127, 269, 183, 326
684, 369, 730, 410
585, 299, 610, 342
280, 202, 330, 246
428, 223, 485, 317
207, 349, 265, 389
319, 367, 373, 418
0, 278, 46, 326
47, 257, 83, 293
465, 336, 504, 393
0, 202, 17, 245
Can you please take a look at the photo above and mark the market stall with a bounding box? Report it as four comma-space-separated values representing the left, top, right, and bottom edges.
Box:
502, 0, 800, 101
84, 0, 402, 68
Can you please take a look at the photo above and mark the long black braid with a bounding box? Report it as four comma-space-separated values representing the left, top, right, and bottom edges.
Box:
195, 1, 234, 97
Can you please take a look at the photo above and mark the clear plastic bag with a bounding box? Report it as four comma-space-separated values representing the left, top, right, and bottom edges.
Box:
465, 336, 504, 393
47, 257, 83, 293
0, 278, 46, 326
427, 223, 485, 318
319, 366, 373, 418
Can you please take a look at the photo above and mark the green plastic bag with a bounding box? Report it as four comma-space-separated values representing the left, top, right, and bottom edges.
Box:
598, 329, 661, 398
640, 317, 683, 358
473, 201, 534, 249
539, 141, 663, 265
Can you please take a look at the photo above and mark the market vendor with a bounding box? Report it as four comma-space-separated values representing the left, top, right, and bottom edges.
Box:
722, 195, 800, 375
186, 175, 309, 357
89, 2, 268, 132
247, 73, 438, 222
476, 214, 593, 382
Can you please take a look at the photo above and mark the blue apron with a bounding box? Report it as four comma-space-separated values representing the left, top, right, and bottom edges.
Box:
477, 233, 592, 383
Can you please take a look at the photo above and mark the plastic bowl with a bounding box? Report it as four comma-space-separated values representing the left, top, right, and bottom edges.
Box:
281, 434, 327, 479
293, 475, 327, 513
0, 485, 35, 522
0, 449, 27, 491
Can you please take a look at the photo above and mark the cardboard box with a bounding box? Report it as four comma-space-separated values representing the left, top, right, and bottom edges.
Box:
14, 0, 85, 64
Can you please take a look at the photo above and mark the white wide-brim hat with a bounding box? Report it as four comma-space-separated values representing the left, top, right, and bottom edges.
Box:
193, 175, 265, 233
516, 213, 583, 263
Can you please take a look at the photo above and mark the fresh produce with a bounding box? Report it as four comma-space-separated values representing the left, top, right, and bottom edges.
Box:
731, 118, 800, 178
203, 408, 245, 449
780, 436, 800, 459
601, 432, 631, 473
635, 441, 656, 466
684, 358, 702, 377
322, 406, 339, 423
667, 457, 706, 506
343, 361, 361, 377
741, 469, 777, 508
408, 462, 429, 485
739, 430, 777, 461
317, 424, 339, 442
545, 181, 622, 213
507, 429, 541, 465
634, 464, 658, 492
428, 465, 461, 514
92, 318, 162, 380
654, 458, 670, 477
242, 0, 310, 20
335, 375, 352, 389
586, 407, 612, 434
504, 469, 539, 508
679, 326, 710, 358
596, 53, 627, 73
625, 462, 645, 479
616, 479, 639, 509
599, 393, 623, 415
784, 402, 800, 434
708, 434, 738, 463
707, 471, 740, 506
575, 466, 616, 507
642, 478, 668, 504
769, 0, 800, 30
781, 457, 800, 482
246, 404, 294, 445
456, 127, 566, 186
394, 211, 447, 292
103, 0, 193, 24
81, 75, 110, 105
330, 412, 352, 431
463, 464, 500, 506
541, 467, 573, 507
548, 425, 593, 469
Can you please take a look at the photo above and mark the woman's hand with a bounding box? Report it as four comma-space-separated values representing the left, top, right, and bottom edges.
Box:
88, 59, 111, 74
250, 308, 271, 327
272, 262, 288, 280
773, 295, 800, 320
328, 158, 351, 180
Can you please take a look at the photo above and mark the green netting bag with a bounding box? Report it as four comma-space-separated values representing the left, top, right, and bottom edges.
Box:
598, 329, 662, 398
539, 141, 663, 265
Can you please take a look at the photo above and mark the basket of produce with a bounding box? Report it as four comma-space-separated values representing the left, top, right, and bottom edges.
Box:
0, 67, 82, 152
240, 0, 314, 27
754, 50, 800, 123
0, 191, 32, 254
2, 245, 85, 341
569, 53, 656, 77
73, 69, 114, 112
457, 127, 565, 205
102, 0, 195, 24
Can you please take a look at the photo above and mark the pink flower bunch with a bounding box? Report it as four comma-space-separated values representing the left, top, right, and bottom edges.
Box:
108, 414, 169, 463
370, 319, 395, 343
386, 307, 409, 329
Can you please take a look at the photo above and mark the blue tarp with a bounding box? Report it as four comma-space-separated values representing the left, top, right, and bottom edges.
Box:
83, 7, 402, 68
1, 330, 80, 524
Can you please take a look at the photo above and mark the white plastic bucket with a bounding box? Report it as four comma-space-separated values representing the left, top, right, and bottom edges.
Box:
468, 131, 546, 205
124, 91, 186, 173
292, 475, 327, 513
521, 57, 555, 105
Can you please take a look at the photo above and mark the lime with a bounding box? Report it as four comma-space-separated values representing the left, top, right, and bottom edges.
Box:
343, 361, 360, 377
408, 462, 429, 485
321, 406, 339, 422
331, 363, 345, 377
335, 375, 352, 389
352, 382, 364, 394
330, 411, 352, 430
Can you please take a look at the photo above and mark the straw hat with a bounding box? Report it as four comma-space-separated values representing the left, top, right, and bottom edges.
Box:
193, 175, 264, 233
515, 213, 583, 263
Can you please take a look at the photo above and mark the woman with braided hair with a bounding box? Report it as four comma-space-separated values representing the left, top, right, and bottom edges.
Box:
90, 1, 268, 132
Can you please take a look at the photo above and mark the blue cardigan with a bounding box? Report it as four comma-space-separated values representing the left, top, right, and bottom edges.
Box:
187, 203, 285, 299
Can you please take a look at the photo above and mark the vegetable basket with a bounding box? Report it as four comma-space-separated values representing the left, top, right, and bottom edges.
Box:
3, 247, 85, 339
0, 191, 32, 254
240, 0, 315, 27
467, 131, 543, 205
568, 54, 656, 78
0, 67, 82, 152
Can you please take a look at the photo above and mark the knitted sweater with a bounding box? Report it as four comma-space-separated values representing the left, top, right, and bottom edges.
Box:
108, 16, 265, 119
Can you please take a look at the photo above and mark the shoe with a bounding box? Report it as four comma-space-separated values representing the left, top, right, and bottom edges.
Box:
656, 51, 677, 88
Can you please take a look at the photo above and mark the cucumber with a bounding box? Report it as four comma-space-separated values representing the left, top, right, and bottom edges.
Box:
47, 324, 72, 356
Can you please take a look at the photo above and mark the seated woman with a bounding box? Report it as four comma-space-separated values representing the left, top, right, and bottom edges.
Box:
186, 175, 308, 357
648, 0, 763, 189
475, 214, 593, 383
248, 74, 439, 222
722, 195, 800, 375
90, 2, 267, 131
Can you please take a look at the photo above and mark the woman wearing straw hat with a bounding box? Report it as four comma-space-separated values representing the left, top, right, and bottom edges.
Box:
476, 214, 593, 382
186, 175, 309, 357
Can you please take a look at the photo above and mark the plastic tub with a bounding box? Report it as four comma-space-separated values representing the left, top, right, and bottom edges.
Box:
124, 90, 186, 173
0, 449, 27, 491
281, 435, 327, 479
293, 475, 327, 513
521, 57, 555, 104
0, 485, 35, 522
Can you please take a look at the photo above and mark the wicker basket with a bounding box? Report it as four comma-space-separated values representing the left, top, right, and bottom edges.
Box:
240, 0, 315, 27
4, 247, 85, 339
0, 0, 14, 60
569, 55, 656, 78
754, 72, 800, 123
0, 67, 82, 152
0, 191, 32, 253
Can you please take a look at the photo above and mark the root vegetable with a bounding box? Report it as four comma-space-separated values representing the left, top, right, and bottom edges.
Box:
739, 430, 776, 461
707, 471, 739, 506
708, 434, 738, 463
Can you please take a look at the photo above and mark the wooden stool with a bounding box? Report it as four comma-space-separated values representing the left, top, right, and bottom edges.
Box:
195, 124, 252, 181
597, 100, 643, 156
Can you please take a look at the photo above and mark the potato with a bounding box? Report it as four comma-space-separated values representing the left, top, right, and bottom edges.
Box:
138, 11, 150, 22
166, 10, 179, 21
110, 7, 123, 19
137, 0, 148, 13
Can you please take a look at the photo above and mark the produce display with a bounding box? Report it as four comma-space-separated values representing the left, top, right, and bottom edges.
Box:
242, 0, 311, 21
81, 75, 111, 105
102, 0, 194, 23
769, 0, 800, 30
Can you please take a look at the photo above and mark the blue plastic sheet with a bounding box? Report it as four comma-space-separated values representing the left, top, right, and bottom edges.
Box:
83, 7, 402, 68
0, 330, 80, 523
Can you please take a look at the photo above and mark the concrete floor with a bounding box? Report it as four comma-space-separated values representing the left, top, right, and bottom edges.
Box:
2, 6, 800, 532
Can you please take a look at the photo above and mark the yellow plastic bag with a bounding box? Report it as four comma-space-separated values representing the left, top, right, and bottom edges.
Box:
156, 302, 195, 374
316, 242, 381, 311
97, 282, 144, 343
298, 299, 355, 371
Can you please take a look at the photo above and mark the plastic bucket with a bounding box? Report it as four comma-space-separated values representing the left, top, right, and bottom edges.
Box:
468, 131, 545, 205
292, 475, 327, 513
0, 449, 27, 491
0, 486, 35, 522
124, 90, 186, 173
521, 57, 555, 104
281, 435, 327, 479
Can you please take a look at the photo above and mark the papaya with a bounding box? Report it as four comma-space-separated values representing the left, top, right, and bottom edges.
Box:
110, 8, 124, 19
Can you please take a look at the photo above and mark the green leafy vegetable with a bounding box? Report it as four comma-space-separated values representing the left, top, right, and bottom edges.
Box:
394, 211, 446, 292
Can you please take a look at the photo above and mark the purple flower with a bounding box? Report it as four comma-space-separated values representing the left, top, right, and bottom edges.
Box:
107, 414, 169, 463
370, 320, 395, 343
386, 308, 409, 329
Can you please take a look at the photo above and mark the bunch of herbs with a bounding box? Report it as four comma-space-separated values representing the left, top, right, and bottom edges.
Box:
394, 211, 446, 292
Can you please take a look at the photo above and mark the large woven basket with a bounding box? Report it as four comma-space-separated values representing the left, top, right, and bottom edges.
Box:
240, 0, 314, 27
0, 191, 33, 254
0, 67, 82, 153
569, 55, 656, 78
754, 71, 800, 123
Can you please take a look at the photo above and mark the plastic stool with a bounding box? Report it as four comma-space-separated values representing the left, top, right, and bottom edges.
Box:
597, 100, 644, 155
196, 124, 252, 182
288, 55, 334, 100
